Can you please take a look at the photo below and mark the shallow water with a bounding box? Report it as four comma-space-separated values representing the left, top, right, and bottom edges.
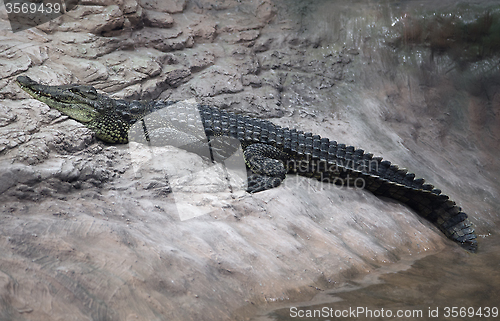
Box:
254, 235, 500, 320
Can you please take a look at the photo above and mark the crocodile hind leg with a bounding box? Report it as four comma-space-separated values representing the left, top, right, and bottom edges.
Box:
244, 143, 288, 193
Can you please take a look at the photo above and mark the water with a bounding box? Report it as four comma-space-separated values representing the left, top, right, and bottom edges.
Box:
254, 236, 500, 320
249, 0, 500, 319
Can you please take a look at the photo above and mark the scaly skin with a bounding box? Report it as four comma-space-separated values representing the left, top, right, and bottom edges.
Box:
16, 75, 478, 252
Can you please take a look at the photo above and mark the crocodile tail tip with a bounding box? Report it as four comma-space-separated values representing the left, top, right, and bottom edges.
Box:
460, 239, 478, 253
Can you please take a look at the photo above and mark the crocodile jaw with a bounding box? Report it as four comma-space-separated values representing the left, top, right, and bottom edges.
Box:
16, 76, 99, 123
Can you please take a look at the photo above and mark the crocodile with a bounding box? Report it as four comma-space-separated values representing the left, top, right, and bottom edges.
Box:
16, 75, 478, 252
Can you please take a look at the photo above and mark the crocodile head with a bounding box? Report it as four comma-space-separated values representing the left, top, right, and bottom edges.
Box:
16, 76, 140, 143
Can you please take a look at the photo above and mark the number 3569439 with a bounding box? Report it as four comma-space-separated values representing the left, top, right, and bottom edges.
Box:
5, 2, 61, 14
444, 307, 498, 318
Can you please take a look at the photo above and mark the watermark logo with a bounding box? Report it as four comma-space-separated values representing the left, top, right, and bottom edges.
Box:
4, 0, 79, 32
283, 155, 379, 192
126, 99, 378, 220
127, 99, 248, 221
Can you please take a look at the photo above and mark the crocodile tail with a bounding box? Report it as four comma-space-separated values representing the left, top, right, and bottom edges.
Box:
322, 141, 477, 252
403, 189, 478, 252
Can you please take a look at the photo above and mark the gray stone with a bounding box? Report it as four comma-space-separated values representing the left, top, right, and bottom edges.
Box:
37, 5, 125, 34
172, 47, 215, 72
143, 9, 174, 28
138, 0, 186, 14
50, 32, 123, 59
189, 65, 244, 97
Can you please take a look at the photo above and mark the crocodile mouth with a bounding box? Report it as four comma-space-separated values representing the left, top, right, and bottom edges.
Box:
16, 75, 99, 123
16, 76, 47, 98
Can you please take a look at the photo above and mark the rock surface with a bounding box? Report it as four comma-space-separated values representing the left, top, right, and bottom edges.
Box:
0, 0, 499, 320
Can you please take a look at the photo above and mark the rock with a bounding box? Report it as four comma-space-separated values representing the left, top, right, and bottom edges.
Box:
122, 0, 140, 14
172, 47, 215, 72
253, 35, 274, 52
124, 4, 143, 27
161, 64, 191, 87
50, 32, 123, 59
0, 55, 31, 80
0, 136, 448, 319
192, 0, 236, 11
255, 0, 276, 23
112, 83, 143, 100
176, 12, 217, 42
198, 88, 284, 119
236, 29, 260, 43
0, 40, 50, 81
241, 74, 262, 87
16, 64, 74, 88
138, 0, 186, 14
132, 64, 191, 99
90, 49, 164, 92
130, 27, 195, 52
189, 65, 244, 97
143, 9, 174, 28
37, 5, 125, 34
0, 104, 17, 127
59, 57, 109, 83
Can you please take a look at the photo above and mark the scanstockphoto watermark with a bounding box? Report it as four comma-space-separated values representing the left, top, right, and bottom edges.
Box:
290, 306, 499, 319
290, 306, 424, 319
286, 155, 379, 176
283, 155, 380, 191
283, 172, 367, 192
127, 100, 250, 221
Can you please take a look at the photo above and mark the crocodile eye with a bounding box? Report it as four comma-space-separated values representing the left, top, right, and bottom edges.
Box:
69, 88, 85, 96
85, 88, 98, 99
69, 87, 98, 99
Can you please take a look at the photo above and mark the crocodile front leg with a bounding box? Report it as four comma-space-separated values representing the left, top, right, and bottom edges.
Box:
244, 143, 288, 193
